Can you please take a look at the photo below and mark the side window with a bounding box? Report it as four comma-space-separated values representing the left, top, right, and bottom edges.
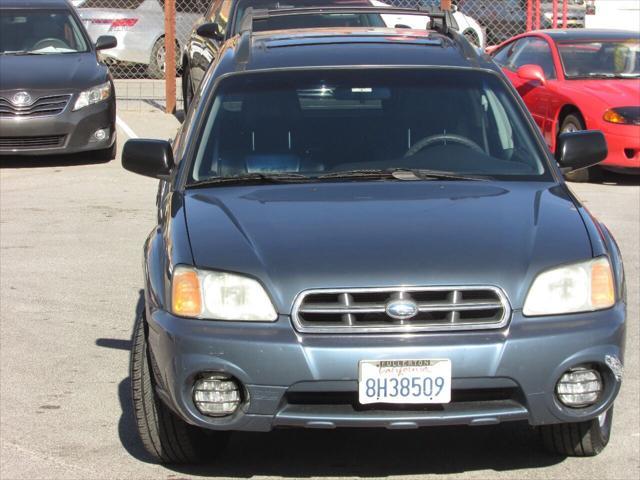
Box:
492, 39, 525, 68
510, 38, 557, 79
215, 0, 233, 36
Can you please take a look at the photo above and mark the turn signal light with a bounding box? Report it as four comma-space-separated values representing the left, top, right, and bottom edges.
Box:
591, 259, 615, 308
171, 268, 202, 317
603, 109, 627, 124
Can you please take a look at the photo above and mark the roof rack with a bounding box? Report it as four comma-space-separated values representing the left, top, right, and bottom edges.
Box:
235, 5, 462, 65
239, 6, 455, 37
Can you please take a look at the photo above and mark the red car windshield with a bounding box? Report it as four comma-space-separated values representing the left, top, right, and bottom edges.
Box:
558, 39, 640, 79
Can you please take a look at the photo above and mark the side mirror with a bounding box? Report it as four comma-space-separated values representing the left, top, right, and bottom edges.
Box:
196, 22, 223, 41
122, 139, 174, 179
517, 64, 546, 85
95, 35, 117, 50
556, 130, 607, 172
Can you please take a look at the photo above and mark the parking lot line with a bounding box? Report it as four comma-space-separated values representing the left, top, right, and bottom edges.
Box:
116, 115, 139, 139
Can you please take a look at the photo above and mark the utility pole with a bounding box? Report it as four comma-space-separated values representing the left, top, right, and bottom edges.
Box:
164, 0, 176, 114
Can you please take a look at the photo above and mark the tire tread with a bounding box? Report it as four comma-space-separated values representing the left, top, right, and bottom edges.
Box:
539, 411, 611, 457
130, 305, 206, 464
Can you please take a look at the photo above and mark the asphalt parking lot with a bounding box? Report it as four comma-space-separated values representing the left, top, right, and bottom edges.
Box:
1, 109, 638, 480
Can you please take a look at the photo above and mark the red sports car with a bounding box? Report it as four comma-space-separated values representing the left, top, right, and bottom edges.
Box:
489, 29, 639, 181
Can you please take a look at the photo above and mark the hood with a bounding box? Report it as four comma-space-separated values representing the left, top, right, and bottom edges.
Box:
0, 53, 105, 93
566, 79, 640, 106
184, 181, 592, 313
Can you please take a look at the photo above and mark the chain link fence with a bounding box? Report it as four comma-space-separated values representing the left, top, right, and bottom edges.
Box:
392, 1, 585, 47
74, 0, 585, 111
75, 0, 207, 110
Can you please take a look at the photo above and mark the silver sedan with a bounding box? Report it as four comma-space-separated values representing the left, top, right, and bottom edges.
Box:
77, 0, 206, 78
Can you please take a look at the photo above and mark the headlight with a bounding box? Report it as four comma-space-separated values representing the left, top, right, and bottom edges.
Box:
523, 257, 615, 316
171, 265, 277, 321
73, 82, 111, 111
603, 107, 640, 125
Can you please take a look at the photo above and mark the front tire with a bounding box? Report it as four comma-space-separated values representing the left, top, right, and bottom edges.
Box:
95, 141, 116, 162
130, 302, 213, 464
560, 113, 600, 183
539, 407, 613, 456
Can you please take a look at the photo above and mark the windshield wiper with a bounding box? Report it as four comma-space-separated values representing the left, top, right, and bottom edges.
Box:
317, 169, 395, 180
317, 168, 488, 181
0, 50, 40, 56
187, 172, 311, 188
406, 168, 490, 181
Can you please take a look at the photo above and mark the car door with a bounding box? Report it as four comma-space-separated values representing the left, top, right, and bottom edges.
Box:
494, 36, 557, 136
189, 0, 223, 90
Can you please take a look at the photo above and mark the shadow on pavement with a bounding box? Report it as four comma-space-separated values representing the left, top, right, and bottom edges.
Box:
96, 290, 156, 463
158, 422, 564, 478
96, 292, 565, 476
96, 338, 131, 351
598, 169, 640, 186
0, 151, 111, 169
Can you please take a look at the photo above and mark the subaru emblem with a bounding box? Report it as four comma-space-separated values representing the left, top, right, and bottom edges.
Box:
11, 91, 32, 107
385, 298, 419, 320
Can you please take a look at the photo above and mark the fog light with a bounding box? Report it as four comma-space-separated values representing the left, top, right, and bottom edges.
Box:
556, 367, 602, 407
193, 373, 241, 417
93, 128, 108, 141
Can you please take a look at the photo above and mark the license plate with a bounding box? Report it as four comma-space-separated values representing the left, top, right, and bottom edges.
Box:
358, 359, 451, 404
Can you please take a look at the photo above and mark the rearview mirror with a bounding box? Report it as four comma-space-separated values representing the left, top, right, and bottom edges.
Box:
196, 22, 223, 41
95, 35, 117, 51
517, 64, 546, 85
555, 130, 607, 172
122, 139, 174, 179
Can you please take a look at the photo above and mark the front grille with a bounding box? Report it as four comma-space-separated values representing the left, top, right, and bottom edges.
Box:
0, 135, 66, 150
292, 286, 510, 333
285, 388, 519, 410
0, 94, 72, 118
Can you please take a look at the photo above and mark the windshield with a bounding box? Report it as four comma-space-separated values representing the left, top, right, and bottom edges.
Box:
234, 0, 389, 34
558, 39, 640, 78
190, 69, 549, 184
0, 9, 89, 55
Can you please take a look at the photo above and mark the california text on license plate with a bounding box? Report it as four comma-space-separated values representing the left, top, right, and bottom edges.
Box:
358, 359, 452, 404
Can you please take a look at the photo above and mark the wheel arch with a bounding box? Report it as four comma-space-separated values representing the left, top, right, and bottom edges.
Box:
552, 104, 585, 151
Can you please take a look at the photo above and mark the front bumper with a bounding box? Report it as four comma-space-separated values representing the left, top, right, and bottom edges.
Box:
147, 304, 625, 432
0, 98, 115, 156
600, 127, 640, 173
